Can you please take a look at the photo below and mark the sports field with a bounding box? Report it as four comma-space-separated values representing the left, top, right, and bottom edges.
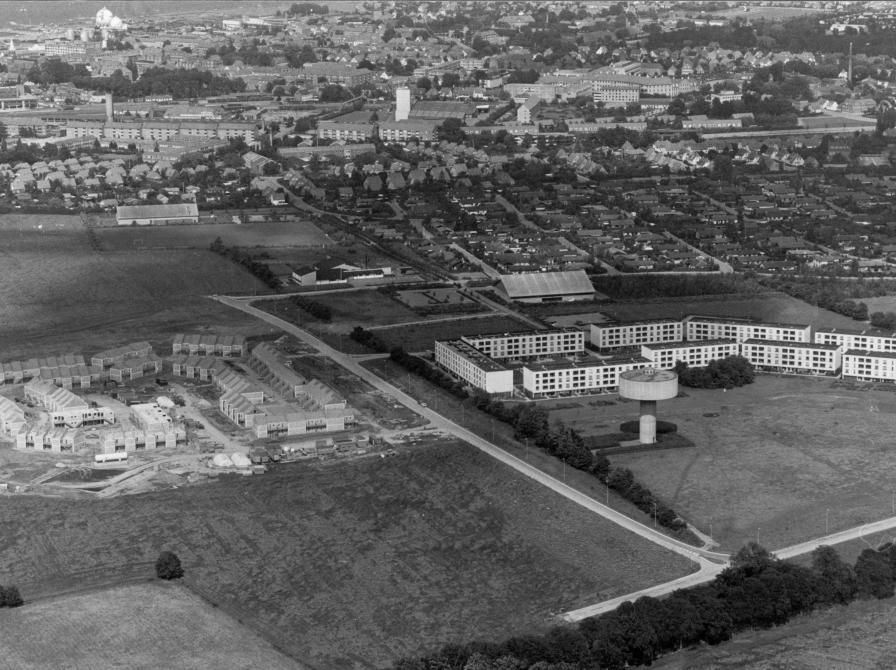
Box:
0, 583, 301, 670
0, 216, 275, 360
547, 375, 896, 552
370, 314, 534, 351
93, 220, 333, 250
0, 441, 694, 670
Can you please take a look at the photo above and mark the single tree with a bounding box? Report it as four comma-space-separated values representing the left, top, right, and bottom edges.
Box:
155, 551, 184, 580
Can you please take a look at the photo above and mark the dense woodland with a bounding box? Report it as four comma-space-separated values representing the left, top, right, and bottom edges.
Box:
674, 356, 755, 389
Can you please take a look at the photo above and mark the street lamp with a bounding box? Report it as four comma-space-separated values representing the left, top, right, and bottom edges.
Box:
826, 508, 830, 535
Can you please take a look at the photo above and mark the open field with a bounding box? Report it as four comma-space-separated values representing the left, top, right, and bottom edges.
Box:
0, 217, 277, 360
861, 296, 896, 316
0, 583, 302, 670
371, 314, 534, 351
0, 440, 694, 670
94, 220, 333, 251
596, 292, 866, 330
545, 375, 896, 552
652, 597, 896, 669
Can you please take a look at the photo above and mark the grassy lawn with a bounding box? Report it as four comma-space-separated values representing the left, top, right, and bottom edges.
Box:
597, 293, 865, 330
93, 220, 334, 250
0, 441, 695, 670
0, 222, 275, 360
651, 597, 896, 669
0, 583, 301, 670
545, 375, 896, 552
371, 314, 533, 351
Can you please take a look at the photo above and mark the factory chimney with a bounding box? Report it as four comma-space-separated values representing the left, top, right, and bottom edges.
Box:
105, 92, 114, 123
848, 41, 853, 88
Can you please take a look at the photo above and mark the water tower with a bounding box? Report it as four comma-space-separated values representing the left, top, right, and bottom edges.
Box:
618, 368, 678, 444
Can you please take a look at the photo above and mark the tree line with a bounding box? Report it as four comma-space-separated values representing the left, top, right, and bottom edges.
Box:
292, 295, 332, 321
674, 355, 755, 390
394, 541, 896, 670
209, 237, 280, 290
591, 274, 756, 300
758, 275, 874, 321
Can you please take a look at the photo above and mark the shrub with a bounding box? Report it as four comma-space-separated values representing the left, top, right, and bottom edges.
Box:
155, 551, 184, 580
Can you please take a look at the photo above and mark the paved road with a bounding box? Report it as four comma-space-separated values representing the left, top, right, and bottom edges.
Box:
212, 296, 725, 571
774, 516, 896, 561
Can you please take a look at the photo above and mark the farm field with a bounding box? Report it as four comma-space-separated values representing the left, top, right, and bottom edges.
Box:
545, 375, 896, 552
93, 220, 334, 251
596, 292, 866, 330
371, 314, 534, 352
652, 597, 896, 669
0, 441, 695, 670
0, 583, 302, 670
0, 218, 275, 360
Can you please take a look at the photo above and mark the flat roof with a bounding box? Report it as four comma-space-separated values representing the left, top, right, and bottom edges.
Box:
685, 315, 811, 330
620, 368, 676, 383
644, 338, 737, 350
844, 349, 896, 360
524, 355, 648, 372
742, 339, 840, 351
463, 327, 582, 341
437, 340, 508, 372
594, 318, 682, 328
817, 327, 896, 338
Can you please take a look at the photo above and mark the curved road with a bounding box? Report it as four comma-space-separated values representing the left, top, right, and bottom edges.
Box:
212, 295, 725, 565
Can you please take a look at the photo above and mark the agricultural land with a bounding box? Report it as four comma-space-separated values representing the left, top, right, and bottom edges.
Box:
0, 440, 694, 670
0, 582, 302, 670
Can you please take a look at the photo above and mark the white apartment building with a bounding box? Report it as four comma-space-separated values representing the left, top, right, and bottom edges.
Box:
316, 121, 375, 142
521, 357, 649, 398
590, 319, 683, 350
378, 120, 439, 142
842, 349, 896, 381
434, 340, 514, 395
685, 316, 812, 343
461, 329, 585, 360
593, 83, 640, 107
740, 340, 842, 375
642, 339, 739, 370
814, 327, 896, 353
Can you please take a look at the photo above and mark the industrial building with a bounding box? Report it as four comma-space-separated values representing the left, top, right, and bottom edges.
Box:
590, 319, 684, 350
434, 340, 514, 396
460, 328, 585, 360
115, 203, 200, 226
740, 340, 842, 375
499, 270, 595, 303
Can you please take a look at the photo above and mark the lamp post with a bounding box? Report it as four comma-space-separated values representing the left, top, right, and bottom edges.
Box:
826, 508, 830, 535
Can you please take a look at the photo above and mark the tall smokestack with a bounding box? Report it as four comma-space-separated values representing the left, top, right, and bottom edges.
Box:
105, 92, 114, 123
848, 41, 853, 88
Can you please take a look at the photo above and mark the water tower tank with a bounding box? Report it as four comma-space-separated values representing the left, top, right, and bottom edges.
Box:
618, 368, 678, 444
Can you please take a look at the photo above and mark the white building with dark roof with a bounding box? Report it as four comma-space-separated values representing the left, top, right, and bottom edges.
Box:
115, 203, 199, 225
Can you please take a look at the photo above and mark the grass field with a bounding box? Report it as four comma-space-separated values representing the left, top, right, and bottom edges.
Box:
0, 441, 695, 670
597, 293, 866, 330
0, 583, 301, 670
94, 220, 333, 251
652, 597, 896, 669
371, 314, 534, 351
545, 375, 896, 552
0, 220, 276, 360
861, 296, 896, 316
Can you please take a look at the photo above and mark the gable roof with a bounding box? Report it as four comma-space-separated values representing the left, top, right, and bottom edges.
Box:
500, 270, 595, 299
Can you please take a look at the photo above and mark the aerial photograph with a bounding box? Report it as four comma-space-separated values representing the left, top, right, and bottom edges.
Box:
5, 0, 896, 667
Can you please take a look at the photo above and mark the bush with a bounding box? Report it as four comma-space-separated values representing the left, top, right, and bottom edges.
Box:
0, 586, 23, 608
292, 295, 332, 321
155, 551, 184, 580
674, 356, 754, 389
